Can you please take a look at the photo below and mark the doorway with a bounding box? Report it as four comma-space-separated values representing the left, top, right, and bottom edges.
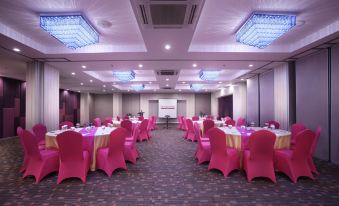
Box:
218, 95, 233, 119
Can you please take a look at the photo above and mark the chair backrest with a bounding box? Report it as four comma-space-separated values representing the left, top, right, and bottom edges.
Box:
147, 117, 153, 130
203, 119, 214, 134
121, 120, 133, 136
103, 119, 113, 126
152, 115, 157, 125
104, 117, 112, 122
138, 116, 144, 121
56, 131, 84, 162
292, 129, 315, 162
22, 129, 41, 161
224, 116, 232, 121
132, 125, 140, 144
59, 121, 74, 129
182, 116, 188, 130
267, 120, 280, 129
236, 117, 246, 126
291, 123, 306, 142
108, 128, 127, 158
93, 118, 101, 127
207, 115, 214, 120
139, 119, 149, 131
193, 123, 203, 144
32, 123, 47, 142
207, 128, 227, 156
192, 116, 199, 121
225, 119, 235, 126
124, 116, 130, 120
186, 119, 194, 132
249, 130, 276, 160
310, 127, 322, 156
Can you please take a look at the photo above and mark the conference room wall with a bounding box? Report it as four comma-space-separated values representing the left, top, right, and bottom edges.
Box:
331, 44, 339, 164
122, 93, 140, 117
92, 94, 113, 121
80, 93, 94, 125
246, 75, 259, 126
211, 87, 233, 117
195, 93, 211, 116
296, 49, 329, 160
259, 70, 275, 126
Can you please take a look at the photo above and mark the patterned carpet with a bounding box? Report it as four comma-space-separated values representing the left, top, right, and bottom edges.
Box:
1, 126, 339, 205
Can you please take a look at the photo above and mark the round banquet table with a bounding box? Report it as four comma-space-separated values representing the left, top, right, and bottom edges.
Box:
193, 120, 225, 133
112, 120, 141, 128
45, 127, 117, 171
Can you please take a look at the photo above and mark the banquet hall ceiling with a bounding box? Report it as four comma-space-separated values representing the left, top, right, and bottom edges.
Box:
0, 0, 338, 93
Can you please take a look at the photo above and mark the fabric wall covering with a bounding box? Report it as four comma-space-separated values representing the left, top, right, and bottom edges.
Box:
0, 77, 26, 138
59, 89, 80, 125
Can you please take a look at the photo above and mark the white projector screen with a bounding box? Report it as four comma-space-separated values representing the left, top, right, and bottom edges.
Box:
158, 99, 177, 118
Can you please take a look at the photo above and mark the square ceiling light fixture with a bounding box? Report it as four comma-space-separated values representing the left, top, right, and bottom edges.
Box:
236, 13, 296, 49
113, 71, 136, 82
199, 70, 220, 81
190, 84, 203, 91
131, 84, 145, 91
40, 15, 99, 49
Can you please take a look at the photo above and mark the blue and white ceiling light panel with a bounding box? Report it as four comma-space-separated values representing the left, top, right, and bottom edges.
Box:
236, 13, 296, 49
199, 70, 220, 81
131, 84, 145, 91
40, 15, 99, 49
113, 71, 136, 82
190, 84, 203, 91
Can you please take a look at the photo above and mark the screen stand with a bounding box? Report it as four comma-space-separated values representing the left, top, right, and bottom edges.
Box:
164, 115, 170, 129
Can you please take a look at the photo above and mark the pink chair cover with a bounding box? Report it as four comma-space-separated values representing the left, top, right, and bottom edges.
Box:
96, 128, 127, 176
182, 116, 188, 131
267, 120, 280, 129
17, 127, 27, 173
124, 125, 140, 164
121, 120, 133, 137
138, 116, 144, 121
124, 116, 130, 120
151, 115, 157, 130
192, 116, 199, 121
243, 130, 276, 183
275, 129, 315, 183
56, 131, 90, 184
309, 127, 322, 175
225, 119, 235, 126
194, 123, 211, 164
93, 118, 101, 127
291, 123, 306, 147
59, 121, 74, 129
177, 115, 183, 129
207, 128, 240, 177
103, 119, 113, 126
236, 117, 246, 126
21, 129, 59, 183
138, 119, 149, 141
207, 115, 214, 120
203, 119, 214, 137
32, 123, 47, 144
185, 119, 196, 141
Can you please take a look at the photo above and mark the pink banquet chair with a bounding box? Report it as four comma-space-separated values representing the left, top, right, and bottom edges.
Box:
178, 115, 184, 130
243, 130, 277, 183
138, 119, 150, 141
146, 117, 153, 138
121, 119, 133, 137
56, 131, 90, 184
236, 117, 246, 126
203, 119, 214, 137
93, 118, 101, 127
21, 129, 59, 183
194, 123, 211, 164
185, 119, 196, 141
151, 115, 157, 130
225, 119, 236, 126
291, 123, 306, 148
224, 116, 232, 121
103, 119, 113, 126
96, 128, 127, 176
124, 125, 140, 164
59, 121, 74, 129
124, 115, 130, 120
32, 123, 47, 148
206, 115, 214, 120
274, 129, 315, 183
138, 116, 144, 121
181, 116, 188, 131
207, 128, 240, 177
267, 120, 280, 129
17, 127, 27, 173
192, 116, 199, 121
309, 127, 322, 175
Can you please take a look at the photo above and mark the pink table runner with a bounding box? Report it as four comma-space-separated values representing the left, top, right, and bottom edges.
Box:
79, 127, 97, 161
236, 127, 255, 150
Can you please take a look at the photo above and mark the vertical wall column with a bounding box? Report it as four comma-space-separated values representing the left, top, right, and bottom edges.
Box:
233, 83, 247, 121
26, 61, 59, 130
80, 93, 93, 124
113, 93, 122, 117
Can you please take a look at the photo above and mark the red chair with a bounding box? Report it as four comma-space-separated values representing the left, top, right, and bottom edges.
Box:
93, 118, 101, 127
207, 115, 214, 120
236, 117, 246, 126
224, 116, 232, 121
105, 117, 112, 122
17, 127, 27, 173
103, 119, 113, 126
225, 119, 235, 126
32, 123, 47, 150
96, 128, 127, 176
274, 129, 315, 183
207, 128, 240, 177
21, 129, 59, 183
243, 130, 277, 183
59, 121, 74, 129
194, 123, 211, 164
291, 123, 306, 148
138, 116, 144, 121
203, 119, 214, 137
138, 119, 149, 141
309, 127, 322, 175
124, 125, 140, 164
267, 120, 280, 129
56, 131, 90, 184
192, 116, 199, 121
182, 116, 188, 131
121, 120, 133, 137
185, 119, 196, 141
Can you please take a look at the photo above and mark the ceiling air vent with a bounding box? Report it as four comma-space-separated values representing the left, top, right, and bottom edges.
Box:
139, 5, 148, 24
161, 87, 172, 90
157, 70, 178, 76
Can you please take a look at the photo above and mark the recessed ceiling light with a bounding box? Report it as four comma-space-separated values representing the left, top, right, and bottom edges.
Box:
249, 64, 253, 67
103, 89, 106, 92
103, 85, 106, 87
154, 89, 157, 92
179, 89, 182, 92
81, 65, 86, 69
127, 89, 130, 92
13, 48, 21, 52
192, 63, 197, 68
71, 72, 76, 75
90, 79, 93, 83
80, 82, 84, 85
111, 88, 114, 91
66, 89, 69, 91
166, 78, 169, 81
164, 44, 171, 50
182, 81, 186, 84
149, 81, 152, 84
166, 84, 169, 87
138, 64, 143, 68
241, 78, 245, 81
218, 81, 222, 84
205, 89, 208, 92
78, 91, 80, 93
